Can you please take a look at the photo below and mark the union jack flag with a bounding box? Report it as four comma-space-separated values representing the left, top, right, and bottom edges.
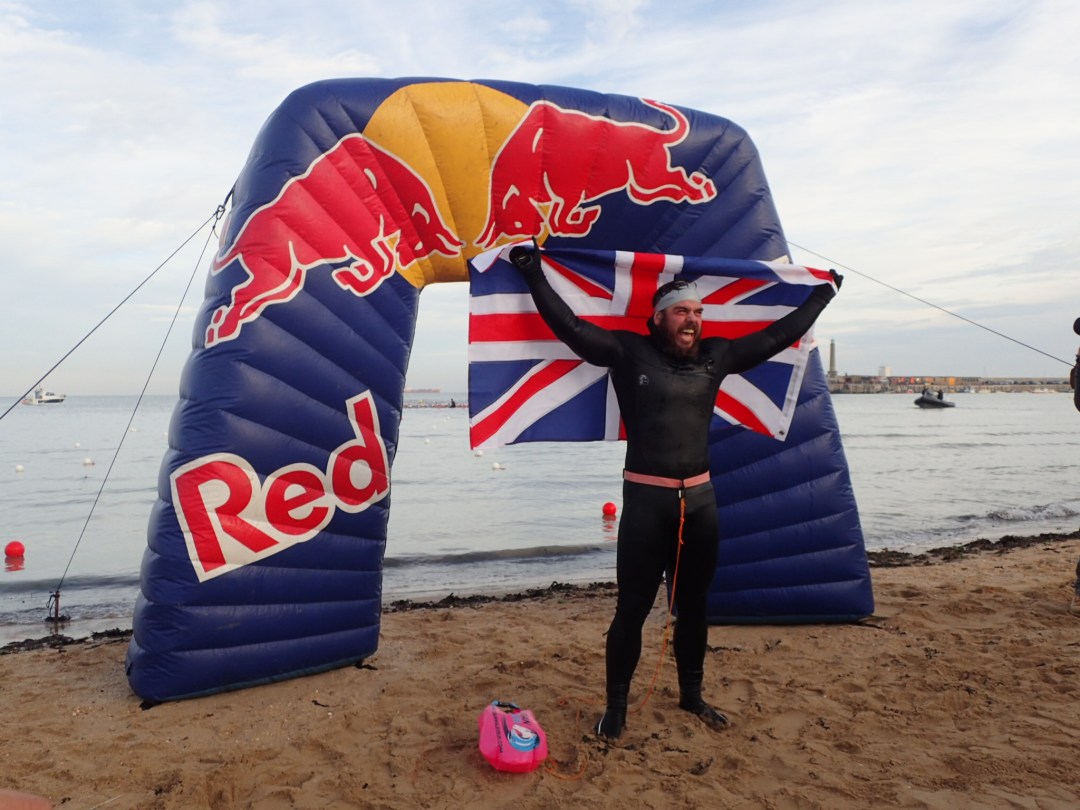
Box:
467, 246, 834, 449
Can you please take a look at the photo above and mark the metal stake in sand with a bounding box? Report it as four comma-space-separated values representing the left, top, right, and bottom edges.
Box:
45, 589, 70, 631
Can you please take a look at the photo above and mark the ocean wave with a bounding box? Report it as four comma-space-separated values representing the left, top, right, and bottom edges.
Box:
383, 543, 614, 568
0, 572, 139, 595
944, 502, 1080, 525
983, 502, 1080, 522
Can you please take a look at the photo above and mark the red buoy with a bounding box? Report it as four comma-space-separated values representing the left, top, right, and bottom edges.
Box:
602, 502, 617, 517
5, 540, 25, 558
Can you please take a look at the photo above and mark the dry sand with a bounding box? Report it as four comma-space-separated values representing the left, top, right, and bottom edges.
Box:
1, 533, 1078, 809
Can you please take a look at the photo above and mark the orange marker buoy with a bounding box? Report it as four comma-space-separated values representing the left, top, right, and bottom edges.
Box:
602, 502, 617, 518
5, 540, 25, 558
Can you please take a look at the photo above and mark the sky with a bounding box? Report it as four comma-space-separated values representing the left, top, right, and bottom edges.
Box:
1, 0, 1078, 397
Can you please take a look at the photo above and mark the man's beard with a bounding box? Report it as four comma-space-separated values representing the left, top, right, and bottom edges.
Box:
659, 326, 700, 359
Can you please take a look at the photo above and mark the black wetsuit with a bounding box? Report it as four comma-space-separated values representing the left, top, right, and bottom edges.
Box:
515, 257, 836, 729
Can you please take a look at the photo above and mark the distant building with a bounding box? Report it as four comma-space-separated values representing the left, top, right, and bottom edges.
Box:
878, 365, 892, 377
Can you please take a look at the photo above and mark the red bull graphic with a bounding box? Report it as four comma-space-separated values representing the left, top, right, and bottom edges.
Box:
206, 135, 464, 347
476, 98, 717, 249
170, 392, 389, 581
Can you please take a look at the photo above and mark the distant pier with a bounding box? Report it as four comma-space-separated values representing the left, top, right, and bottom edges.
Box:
826, 374, 1071, 394
823, 339, 1072, 394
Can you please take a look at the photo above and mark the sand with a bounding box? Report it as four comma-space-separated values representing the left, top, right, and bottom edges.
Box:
1, 533, 1078, 809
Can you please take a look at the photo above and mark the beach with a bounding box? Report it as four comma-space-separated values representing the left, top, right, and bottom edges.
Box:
1, 533, 1078, 809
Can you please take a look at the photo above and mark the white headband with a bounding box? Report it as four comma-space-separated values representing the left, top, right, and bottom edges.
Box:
653, 281, 701, 314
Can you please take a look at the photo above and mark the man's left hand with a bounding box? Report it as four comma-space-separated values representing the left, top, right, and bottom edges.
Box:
509, 240, 542, 274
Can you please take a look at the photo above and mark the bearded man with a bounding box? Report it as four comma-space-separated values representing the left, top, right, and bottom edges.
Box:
509, 244, 841, 739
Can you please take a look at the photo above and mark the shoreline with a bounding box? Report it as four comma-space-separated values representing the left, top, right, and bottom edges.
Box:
4, 529, 1076, 656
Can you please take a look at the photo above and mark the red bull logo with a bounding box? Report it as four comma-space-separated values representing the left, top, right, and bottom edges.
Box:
205, 134, 464, 347
205, 90, 719, 346
476, 98, 717, 248
171, 392, 389, 581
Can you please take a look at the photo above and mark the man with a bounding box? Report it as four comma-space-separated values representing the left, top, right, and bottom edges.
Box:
508, 243, 841, 739
1071, 318, 1080, 614
1072, 318, 1080, 414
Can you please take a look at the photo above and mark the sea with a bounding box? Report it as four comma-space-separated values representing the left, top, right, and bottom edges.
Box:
1, 392, 1078, 643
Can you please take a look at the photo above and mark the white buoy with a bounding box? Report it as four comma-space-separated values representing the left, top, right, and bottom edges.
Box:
474, 449, 484, 458
74, 442, 81, 448
14, 464, 24, 473
83, 457, 94, 467
424, 438, 431, 444
492, 462, 505, 471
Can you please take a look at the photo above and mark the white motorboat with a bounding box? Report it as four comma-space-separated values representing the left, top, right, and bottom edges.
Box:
22, 387, 66, 405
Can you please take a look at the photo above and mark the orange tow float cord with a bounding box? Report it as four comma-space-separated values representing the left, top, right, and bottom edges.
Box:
547, 492, 686, 776
630, 490, 686, 714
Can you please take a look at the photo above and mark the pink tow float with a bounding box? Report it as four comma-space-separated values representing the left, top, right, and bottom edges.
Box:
477, 700, 548, 773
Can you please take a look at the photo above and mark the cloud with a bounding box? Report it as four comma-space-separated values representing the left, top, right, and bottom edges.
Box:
1, 0, 1077, 394
170, 3, 383, 82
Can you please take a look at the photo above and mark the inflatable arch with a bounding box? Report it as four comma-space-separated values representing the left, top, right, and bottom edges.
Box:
126, 78, 873, 702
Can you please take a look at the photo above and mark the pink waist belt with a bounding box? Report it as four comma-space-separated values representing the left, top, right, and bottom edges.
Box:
623, 470, 711, 489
